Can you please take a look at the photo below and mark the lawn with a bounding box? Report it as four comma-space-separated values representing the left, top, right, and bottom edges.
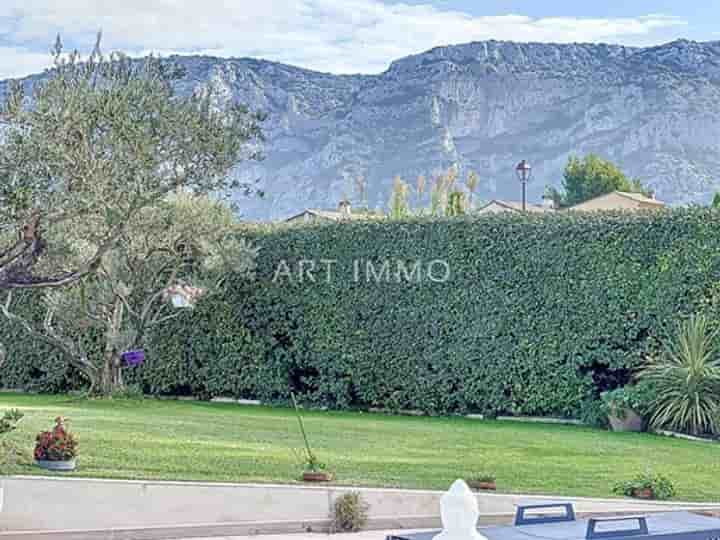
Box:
2, 393, 719, 501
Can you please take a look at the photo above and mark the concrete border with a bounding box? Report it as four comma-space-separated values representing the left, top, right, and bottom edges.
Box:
7, 510, 720, 540
654, 430, 718, 443
2, 476, 719, 539
495, 416, 586, 426
0, 515, 435, 540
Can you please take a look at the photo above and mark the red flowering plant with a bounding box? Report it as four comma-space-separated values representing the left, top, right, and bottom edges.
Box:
34, 417, 78, 462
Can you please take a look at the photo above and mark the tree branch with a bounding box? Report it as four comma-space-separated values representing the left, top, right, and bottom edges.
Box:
0, 222, 123, 290
0, 292, 73, 360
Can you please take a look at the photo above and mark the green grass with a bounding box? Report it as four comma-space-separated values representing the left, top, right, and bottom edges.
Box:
3, 393, 719, 501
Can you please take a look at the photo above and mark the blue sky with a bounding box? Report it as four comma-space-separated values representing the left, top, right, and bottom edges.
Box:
418, 0, 712, 39
0, 1, 712, 79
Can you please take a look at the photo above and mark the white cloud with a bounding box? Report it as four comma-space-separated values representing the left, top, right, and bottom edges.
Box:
0, 46, 52, 79
0, 1, 689, 78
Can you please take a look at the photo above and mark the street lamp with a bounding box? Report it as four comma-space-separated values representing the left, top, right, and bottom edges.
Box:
515, 160, 532, 212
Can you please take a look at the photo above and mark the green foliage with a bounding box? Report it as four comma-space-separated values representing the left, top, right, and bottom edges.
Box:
222, 208, 720, 417
2, 193, 257, 396
429, 177, 445, 216
331, 492, 369, 533
577, 398, 608, 428
558, 155, 647, 207
428, 168, 459, 217
613, 470, 676, 500
0, 35, 261, 289
713, 193, 720, 209
389, 176, 411, 219
4, 209, 720, 418
640, 314, 720, 435
0, 409, 25, 473
446, 191, 467, 216
109, 384, 145, 400
0, 409, 23, 435
600, 381, 657, 420
465, 171, 479, 208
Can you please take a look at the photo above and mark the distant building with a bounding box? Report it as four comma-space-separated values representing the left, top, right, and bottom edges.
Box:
284, 200, 380, 224
568, 191, 664, 211
476, 191, 664, 215
476, 199, 554, 215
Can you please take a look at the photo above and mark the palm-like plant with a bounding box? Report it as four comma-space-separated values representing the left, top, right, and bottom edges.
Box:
641, 314, 720, 435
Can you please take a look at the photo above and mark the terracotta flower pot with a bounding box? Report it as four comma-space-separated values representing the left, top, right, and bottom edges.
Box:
608, 407, 644, 432
303, 470, 333, 482
632, 488, 654, 499
467, 479, 496, 491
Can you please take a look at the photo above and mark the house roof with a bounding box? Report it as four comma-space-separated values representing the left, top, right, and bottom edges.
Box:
568, 191, 665, 210
613, 191, 665, 206
477, 200, 552, 213
284, 209, 380, 222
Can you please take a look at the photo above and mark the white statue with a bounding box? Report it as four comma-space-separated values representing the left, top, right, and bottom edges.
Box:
433, 480, 489, 540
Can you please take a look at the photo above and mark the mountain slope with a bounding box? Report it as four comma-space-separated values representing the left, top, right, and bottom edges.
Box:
5, 39, 720, 219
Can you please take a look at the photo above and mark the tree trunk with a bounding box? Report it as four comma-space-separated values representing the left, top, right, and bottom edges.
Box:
97, 298, 126, 396
98, 350, 123, 396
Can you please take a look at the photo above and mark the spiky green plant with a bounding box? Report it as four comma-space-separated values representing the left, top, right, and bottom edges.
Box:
641, 314, 720, 435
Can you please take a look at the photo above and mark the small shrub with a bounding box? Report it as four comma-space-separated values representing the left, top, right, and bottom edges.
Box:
467, 472, 496, 483
600, 381, 657, 420
578, 399, 608, 428
0, 409, 23, 435
613, 470, 675, 500
0, 409, 25, 473
34, 417, 78, 462
331, 491, 369, 533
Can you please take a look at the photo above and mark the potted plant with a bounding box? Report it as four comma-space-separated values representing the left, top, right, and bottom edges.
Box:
613, 470, 675, 500
302, 453, 332, 482
34, 417, 78, 471
467, 473, 496, 491
601, 383, 655, 432
291, 393, 333, 482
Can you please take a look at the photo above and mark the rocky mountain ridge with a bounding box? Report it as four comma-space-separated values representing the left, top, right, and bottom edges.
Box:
5, 39, 720, 220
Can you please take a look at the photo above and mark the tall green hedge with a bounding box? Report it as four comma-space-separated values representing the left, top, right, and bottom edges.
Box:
3, 209, 720, 417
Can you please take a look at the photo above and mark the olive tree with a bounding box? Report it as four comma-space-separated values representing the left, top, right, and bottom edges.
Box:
1, 193, 258, 395
0, 35, 261, 290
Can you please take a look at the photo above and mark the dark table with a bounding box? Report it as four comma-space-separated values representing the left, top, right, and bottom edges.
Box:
387, 503, 720, 540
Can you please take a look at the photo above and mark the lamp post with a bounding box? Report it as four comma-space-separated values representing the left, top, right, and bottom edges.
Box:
515, 160, 532, 212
